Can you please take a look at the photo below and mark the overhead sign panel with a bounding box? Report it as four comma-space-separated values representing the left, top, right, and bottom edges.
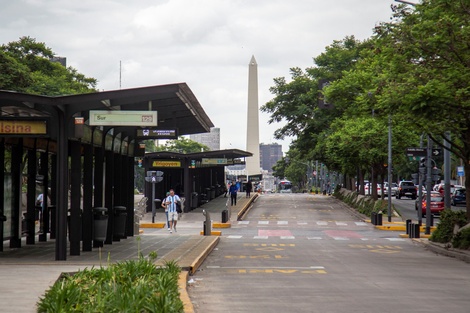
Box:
0, 119, 48, 136
202, 158, 227, 165
406, 148, 426, 157
89, 110, 157, 126
136, 128, 178, 139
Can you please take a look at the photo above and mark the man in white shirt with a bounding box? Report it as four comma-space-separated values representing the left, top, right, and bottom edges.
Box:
164, 189, 181, 233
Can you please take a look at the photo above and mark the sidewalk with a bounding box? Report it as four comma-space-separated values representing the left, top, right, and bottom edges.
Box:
0, 193, 257, 313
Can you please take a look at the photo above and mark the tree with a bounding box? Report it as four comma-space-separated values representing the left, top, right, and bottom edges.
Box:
156, 137, 210, 154
0, 36, 97, 95
372, 1, 470, 220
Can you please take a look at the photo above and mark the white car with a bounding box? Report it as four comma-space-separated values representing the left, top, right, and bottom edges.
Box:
383, 182, 398, 197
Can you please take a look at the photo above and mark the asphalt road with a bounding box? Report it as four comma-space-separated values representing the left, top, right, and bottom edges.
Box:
189, 193, 470, 313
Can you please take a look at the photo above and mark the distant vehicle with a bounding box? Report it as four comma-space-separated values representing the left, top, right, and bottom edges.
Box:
383, 182, 398, 197
451, 188, 466, 206
278, 180, 293, 193
396, 181, 417, 199
415, 191, 445, 216
435, 183, 456, 196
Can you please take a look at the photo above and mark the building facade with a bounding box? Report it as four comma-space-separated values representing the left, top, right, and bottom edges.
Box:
189, 127, 220, 151
259, 143, 283, 173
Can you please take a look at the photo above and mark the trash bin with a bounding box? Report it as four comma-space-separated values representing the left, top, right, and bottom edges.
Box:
191, 192, 198, 210
205, 187, 212, 200
93, 207, 108, 242
210, 186, 216, 200
113, 206, 127, 240
222, 209, 229, 223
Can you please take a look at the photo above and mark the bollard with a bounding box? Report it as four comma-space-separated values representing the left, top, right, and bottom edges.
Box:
430, 214, 434, 227
221, 209, 229, 223
413, 223, 420, 238
377, 212, 383, 226
203, 210, 211, 236
409, 223, 414, 238
371, 212, 377, 225
406, 219, 412, 235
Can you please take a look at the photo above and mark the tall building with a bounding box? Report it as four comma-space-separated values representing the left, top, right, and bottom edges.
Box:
189, 127, 220, 151
245, 55, 261, 176
260, 143, 283, 173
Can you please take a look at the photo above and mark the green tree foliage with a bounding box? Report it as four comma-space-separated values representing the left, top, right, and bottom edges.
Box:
156, 137, 210, 154
0, 36, 97, 95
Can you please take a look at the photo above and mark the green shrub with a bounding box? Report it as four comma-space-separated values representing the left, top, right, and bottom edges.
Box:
429, 209, 467, 243
452, 227, 470, 249
37, 256, 183, 313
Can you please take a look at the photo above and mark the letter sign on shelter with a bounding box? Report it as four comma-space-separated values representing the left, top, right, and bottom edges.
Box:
89, 110, 157, 126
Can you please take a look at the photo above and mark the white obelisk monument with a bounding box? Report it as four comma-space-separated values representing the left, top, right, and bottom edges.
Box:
245, 55, 261, 178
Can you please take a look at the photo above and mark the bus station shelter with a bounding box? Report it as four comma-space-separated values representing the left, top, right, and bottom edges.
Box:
0, 83, 215, 260
142, 149, 252, 213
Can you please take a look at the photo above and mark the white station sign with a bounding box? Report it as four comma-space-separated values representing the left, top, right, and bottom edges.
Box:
89, 110, 157, 126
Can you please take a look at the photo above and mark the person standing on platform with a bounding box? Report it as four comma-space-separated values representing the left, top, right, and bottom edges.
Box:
245, 180, 253, 198
229, 181, 239, 206
165, 189, 181, 233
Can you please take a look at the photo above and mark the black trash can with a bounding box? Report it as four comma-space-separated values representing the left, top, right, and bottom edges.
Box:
191, 192, 198, 210
93, 207, 108, 242
113, 206, 127, 240
222, 209, 229, 223
210, 186, 216, 200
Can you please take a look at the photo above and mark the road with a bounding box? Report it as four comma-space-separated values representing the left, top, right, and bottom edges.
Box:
189, 193, 470, 313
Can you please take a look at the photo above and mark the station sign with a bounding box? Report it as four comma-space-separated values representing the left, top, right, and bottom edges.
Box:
136, 128, 178, 139
202, 158, 227, 165
0, 118, 48, 136
151, 160, 181, 168
89, 110, 157, 126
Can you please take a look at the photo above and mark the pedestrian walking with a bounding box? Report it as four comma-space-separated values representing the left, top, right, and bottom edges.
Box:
164, 189, 181, 233
162, 191, 170, 230
229, 181, 238, 206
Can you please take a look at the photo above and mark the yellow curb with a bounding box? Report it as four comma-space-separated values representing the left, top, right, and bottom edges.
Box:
199, 231, 222, 236
140, 222, 165, 228
399, 233, 432, 239
178, 271, 195, 313
375, 225, 436, 231
190, 236, 220, 274
212, 221, 231, 228
365, 219, 405, 224
139, 229, 144, 234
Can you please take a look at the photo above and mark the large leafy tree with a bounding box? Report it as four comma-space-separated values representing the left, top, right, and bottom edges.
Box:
371, 1, 470, 220
0, 36, 97, 95
156, 137, 210, 154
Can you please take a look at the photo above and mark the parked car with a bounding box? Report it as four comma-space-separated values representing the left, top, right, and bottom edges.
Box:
415, 191, 445, 216
435, 183, 455, 196
396, 181, 417, 199
383, 182, 398, 197
451, 188, 466, 206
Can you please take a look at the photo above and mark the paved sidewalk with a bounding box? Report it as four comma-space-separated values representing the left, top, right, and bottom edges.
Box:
0, 193, 256, 313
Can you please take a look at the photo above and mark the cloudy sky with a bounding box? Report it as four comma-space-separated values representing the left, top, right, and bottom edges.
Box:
1, 0, 402, 153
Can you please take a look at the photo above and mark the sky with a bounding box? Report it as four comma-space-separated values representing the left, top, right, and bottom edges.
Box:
0, 0, 403, 154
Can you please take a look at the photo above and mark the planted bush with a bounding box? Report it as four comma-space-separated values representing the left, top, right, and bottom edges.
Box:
452, 227, 470, 250
429, 209, 467, 244
37, 255, 183, 313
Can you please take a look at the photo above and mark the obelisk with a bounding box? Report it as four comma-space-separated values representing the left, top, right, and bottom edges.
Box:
245, 55, 260, 178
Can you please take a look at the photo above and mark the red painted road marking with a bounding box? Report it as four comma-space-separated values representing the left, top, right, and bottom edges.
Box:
323, 230, 363, 238
258, 229, 293, 237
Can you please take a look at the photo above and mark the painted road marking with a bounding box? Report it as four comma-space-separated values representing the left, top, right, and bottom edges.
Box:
355, 222, 368, 226
244, 243, 295, 246
238, 221, 249, 225
280, 236, 295, 240
227, 235, 242, 239
206, 266, 327, 275
254, 236, 269, 239
335, 222, 348, 226
348, 244, 403, 254
324, 230, 363, 239
297, 222, 308, 225
258, 221, 269, 225
307, 237, 323, 240
277, 221, 288, 225
259, 229, 293, 237
316, 221, 328, 226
